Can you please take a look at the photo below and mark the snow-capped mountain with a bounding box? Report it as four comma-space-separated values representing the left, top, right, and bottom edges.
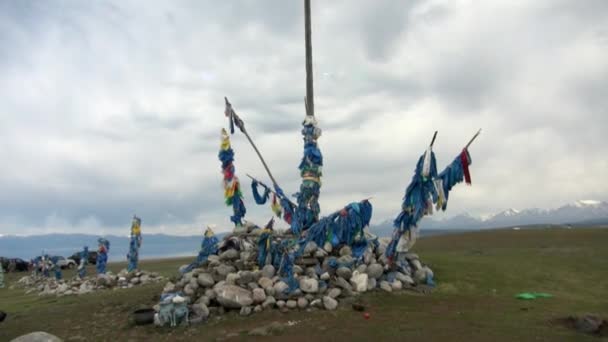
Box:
370, 200, 608, 236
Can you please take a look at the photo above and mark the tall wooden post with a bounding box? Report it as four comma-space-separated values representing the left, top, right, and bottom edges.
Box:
305, 0, 314, 116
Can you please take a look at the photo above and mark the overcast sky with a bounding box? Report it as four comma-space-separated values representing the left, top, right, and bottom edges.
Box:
1, 0, 606, 236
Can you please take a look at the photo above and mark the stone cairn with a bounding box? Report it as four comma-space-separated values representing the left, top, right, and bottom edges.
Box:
14, 269, 163, 297
154, 226, 434, 325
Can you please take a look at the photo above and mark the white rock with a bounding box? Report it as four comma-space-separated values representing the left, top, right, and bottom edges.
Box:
253, 288, 267, 304
328, 288, 342, 299
226, 273, 240, 285
380, 281, 392, 292
323, 296, 338, 310
215, 285, 253, 309
410, 259, 423, 271
297, 297, 309, 309
350, 271, 368, 292
323, 242, 333, 253
293, 265, 304, 275
140, 274, 151, 284
273, 281, 289, 299
396, 272, 414, 285
304, 241, 318, 255
320, 272, 330, 281
130, 277, 140, 285
315, 249, 328, 258
258, 277, 273, 290
276, 300, 286, 308
299, 278, 319, 294
286, 300, 297, 309
262, 296, 276, 309
367, 278, 377, 291
391, 280, 403, 291
10, 331, 63, 342
189, 277, 199, 290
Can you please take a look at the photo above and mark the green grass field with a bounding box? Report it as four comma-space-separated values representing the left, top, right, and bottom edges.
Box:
1, 227, 607, 341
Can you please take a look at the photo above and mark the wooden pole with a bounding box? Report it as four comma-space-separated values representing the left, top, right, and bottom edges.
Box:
305, 0, 314, 116
465, 129, 482, 149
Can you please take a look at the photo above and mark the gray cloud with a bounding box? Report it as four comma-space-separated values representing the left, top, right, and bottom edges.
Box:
0, 0, 606, 236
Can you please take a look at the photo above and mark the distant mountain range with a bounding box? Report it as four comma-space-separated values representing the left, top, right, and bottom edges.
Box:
369, 200, 608, 237
2, 200, 606, 260
0, 233, 224, 262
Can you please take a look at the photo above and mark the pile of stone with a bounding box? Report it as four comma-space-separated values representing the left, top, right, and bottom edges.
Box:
155, 230, 434, 325
14, 269, 163, 297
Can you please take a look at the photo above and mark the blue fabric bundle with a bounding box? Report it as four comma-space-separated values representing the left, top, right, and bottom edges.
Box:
279, 251, 299, 293
273, 185, 296, 229
437, 149, 472, 211
386, 151, 438, 259
251, 180, 270, 205
257, 230, 273, 267
297, 200, 373, 256
182, 234, 219, 274
296, 117, 323, 233
231, 198, 247, 226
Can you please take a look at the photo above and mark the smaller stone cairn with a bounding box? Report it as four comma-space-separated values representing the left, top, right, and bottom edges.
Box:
155, 226, 434, 326
14, 269, 163, 297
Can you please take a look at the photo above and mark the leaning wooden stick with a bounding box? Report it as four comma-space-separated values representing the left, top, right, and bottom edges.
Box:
224, 97, 281, 189
465, 128, 482, 149
430, 130, 438, 148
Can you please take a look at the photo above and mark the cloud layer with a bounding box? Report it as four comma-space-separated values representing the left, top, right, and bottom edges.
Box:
1, 0, 607, 235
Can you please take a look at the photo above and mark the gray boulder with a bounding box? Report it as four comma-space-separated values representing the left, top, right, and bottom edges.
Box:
336, 267, 352, 280
323, 296, 338, 310
261, 265, 276, 278
219, 249, 239, 261
238, 271, 254, 285
262, 296, 276, 309
240, 306, 253, 316
380, 281, 392, 292
366, 263, 384, 279
226, 273, 240, 285
335, 277, 352, 291
339, 246, 352, 256
396, 272, 414, 285
253, 288, 267, 304
215, 264, 236, 280
191, 303, 210, 320
197, 273, 215, 287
